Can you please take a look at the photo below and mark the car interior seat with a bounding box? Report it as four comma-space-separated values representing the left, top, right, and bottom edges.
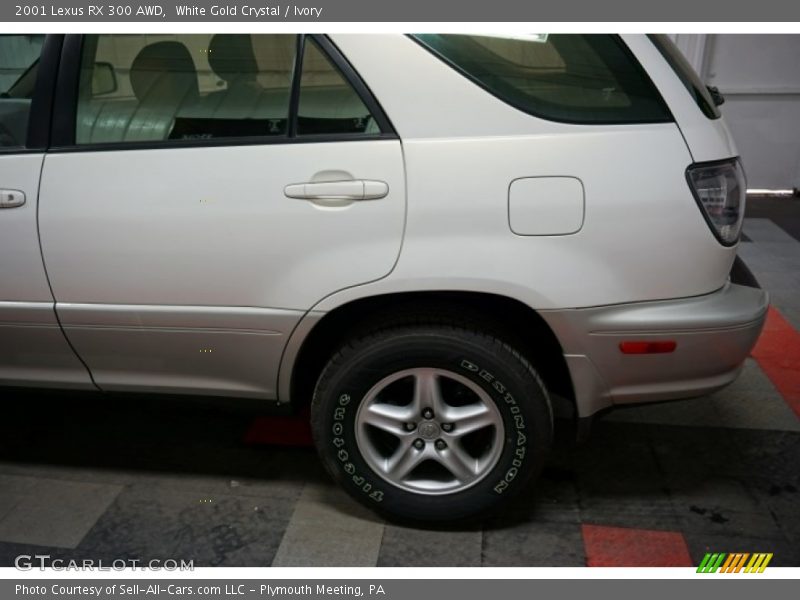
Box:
77, 41, 199, 143
185, 33, 292, 135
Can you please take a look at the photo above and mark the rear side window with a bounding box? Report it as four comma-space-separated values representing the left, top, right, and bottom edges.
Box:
648, 34, 720, 120
76, 34, 296, 144
74, 34, 385, 145
413, 34, 672, 125
297, 38, 376, 135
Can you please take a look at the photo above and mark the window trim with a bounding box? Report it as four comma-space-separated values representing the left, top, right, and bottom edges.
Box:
0, 34, 61, 155
50, 34, 82, 148
409, 34, 674, 126
648, 34, 721, 121
48, 33, 397, 152
287, 34, 306, 138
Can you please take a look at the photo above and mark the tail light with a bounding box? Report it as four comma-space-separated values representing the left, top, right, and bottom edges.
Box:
686, 158, 747, 246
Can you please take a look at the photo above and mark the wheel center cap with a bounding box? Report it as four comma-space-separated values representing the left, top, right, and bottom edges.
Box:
418, 421, 441, 440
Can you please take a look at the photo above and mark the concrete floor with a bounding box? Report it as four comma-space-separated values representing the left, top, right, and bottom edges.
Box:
0, 202, 798, 567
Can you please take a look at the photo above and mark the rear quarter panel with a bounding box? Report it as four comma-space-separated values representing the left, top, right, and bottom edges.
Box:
325, 34, 736, 311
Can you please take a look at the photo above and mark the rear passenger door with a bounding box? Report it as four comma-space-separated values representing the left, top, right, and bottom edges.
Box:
38, 34, 405, 400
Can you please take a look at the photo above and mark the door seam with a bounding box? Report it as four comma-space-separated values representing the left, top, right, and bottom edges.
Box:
35, 153, 100, 390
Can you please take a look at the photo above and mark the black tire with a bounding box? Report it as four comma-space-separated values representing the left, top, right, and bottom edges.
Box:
310, 323, 553, 522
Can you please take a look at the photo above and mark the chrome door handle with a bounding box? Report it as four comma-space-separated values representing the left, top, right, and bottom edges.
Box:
284, 180, 389, 201
0, 189, 25, 208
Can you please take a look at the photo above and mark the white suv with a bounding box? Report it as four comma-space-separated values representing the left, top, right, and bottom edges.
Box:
0, 33, 767, 521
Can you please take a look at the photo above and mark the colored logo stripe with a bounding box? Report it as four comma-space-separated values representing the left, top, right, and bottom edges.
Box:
697, 553, 726, 573
697, 553, 773, 573
720, 553, 749, 573
745, 553, 773, 573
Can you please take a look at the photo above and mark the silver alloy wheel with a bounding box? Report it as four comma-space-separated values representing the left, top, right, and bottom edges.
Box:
354, 368, 504, 495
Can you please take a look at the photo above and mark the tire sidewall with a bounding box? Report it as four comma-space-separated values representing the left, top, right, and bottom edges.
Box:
311, 330, 552, 521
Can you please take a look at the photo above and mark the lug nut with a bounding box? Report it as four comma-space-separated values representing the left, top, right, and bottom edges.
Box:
413, 439, 425, 450
441, 423, 453, 432
405, 422, 416, 431
422, 408, 434, 419
435, 439, 447, 450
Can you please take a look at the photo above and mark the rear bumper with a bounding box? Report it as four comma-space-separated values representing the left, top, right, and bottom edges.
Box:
541, 281, 769, 417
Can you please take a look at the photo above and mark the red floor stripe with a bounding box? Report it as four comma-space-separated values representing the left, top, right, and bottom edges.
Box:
751, 306, 800, 419
582, 524, 693, 567
243, 408, 313, 447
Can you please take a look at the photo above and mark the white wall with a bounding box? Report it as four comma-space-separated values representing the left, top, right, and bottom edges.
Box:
671, 34, 800, 189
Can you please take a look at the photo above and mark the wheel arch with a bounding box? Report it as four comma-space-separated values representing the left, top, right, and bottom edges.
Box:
278, 290, 576, 418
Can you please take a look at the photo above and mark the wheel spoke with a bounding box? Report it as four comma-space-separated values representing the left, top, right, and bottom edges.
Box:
435, 442, 478, 484
385, 441, 425, 480
447, 404, 497, 437
361, 403, 410, 436
412, 370, 446, 416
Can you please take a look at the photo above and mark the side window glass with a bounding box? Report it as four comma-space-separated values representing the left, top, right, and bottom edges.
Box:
414, 34, 671, 124
297, 39, 379, 135
0, 34, 45, 149
76, 34, 296, 144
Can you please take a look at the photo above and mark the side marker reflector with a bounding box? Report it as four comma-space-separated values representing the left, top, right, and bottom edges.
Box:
619, 341, 677, 354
